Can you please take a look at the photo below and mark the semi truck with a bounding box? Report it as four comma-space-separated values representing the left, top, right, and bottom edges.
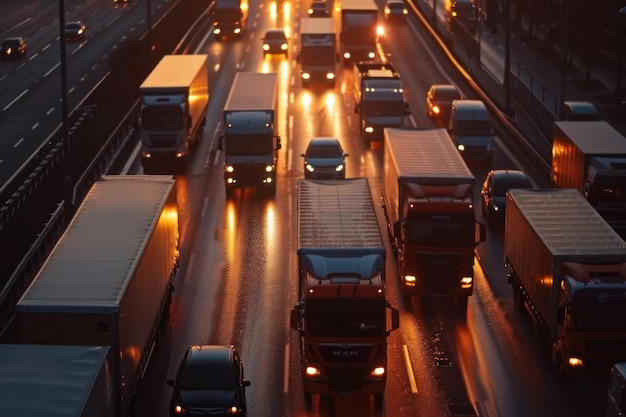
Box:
339, 0, 379, 63
0, 345, 114, 417
219, 72, 281, 197
290, 178, 400, 403
381, 128, 485, 310
298, 17, 339, 88
211, 0, 248, 39
16, 175, 180, 417
138, 54, 209, 173
551, 121, 626, 238
505, 189, 626, 378
353, 62, 409, 143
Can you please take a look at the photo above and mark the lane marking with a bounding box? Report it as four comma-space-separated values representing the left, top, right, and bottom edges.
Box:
403, 344, 419, 394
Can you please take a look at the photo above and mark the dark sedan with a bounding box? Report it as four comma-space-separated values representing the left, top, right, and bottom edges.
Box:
64, 21, 86, 41
167, 345, 251, 417
1, 37, 27, 59
426, 84, 461, 124
481, 169, 533, 227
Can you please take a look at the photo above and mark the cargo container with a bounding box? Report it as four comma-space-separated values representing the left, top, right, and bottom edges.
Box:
505, 189, 626, 377
16, 175, 179, 417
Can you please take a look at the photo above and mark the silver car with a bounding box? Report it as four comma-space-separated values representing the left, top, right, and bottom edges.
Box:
301, 137, 348, 179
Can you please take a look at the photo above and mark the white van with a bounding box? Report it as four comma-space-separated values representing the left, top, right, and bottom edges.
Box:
607, 363, 626, 417
448, 100, 493, 164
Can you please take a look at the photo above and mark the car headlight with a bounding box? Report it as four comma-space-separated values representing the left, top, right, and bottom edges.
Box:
432, 105, 440, 114
213, 28, 221, 35
335, 164, 344, 172
234, 28, 241, 34
281, 43, 288, 50
305, 164, 315, 172
173, 404, 185, 414
263, 44, 270, 51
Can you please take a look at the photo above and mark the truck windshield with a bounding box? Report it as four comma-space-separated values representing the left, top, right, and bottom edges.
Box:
141, 106, 183, 129
213, 10, 242, 20
406, 211, 475, 246
572, 296, 626, 332
589, 176, 626, 206
306, 298, 385, 338
300, 47, 336, 65
343, 23, 377, 44
455, 120, 492, 136
226, 134, 274, 155
362, 101, 406, 116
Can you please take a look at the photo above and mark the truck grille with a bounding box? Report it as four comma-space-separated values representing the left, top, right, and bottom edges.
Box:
148, 134, 177, 148
585, 337, 626, 356
413, 251, 465, 294
325, 367, 367, 391
318, 343, 372, 363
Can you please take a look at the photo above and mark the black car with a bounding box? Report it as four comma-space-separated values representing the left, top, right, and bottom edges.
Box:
1, 37, 27, 59
384, 0, 408, 22
167, 345, 251, 417
64, 21, 86, 41
426, 84, 461, 124
481, 169, 533, 226
308, 0, 330, 17
301, 137, 349, 179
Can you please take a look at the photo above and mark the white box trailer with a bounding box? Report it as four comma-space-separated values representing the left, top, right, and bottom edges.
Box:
505, 188, 626, 375
16, 175, 179, 417
0, 345, 113, 417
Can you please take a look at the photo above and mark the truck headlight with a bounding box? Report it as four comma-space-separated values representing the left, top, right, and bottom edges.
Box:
568, 357, 584, 368
432, 105, 440, 114
343, 52, 351, 59
173, 404, 185, 414
302, 72, 311, 80
368, 51, 376, 59
457, 144, 465, 152
460, 276, 473, 289
326, 72, 335, 80
365, 126, 374, 133
213, 28, 221, 35
265, 165, 274, 173
234, 28, 241, 34
225, 165, 235, 173
404, 275, 416, 286
305, 366, 322, 378
370, 366, 385, 377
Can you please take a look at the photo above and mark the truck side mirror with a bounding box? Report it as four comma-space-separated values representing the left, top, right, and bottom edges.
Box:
276, 135, 282, 150
477, 222, 486, 244
218, 135, 225, 151
393, 220, 402, 240
387, 307, 400, 334
290, 306, 301, 331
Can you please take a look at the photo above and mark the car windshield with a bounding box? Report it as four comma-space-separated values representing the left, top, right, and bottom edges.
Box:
3, 40, 19, 47
307, 144, 342, 158
265, 31, 285, 40
435, 89, 460, 101
179, 364, 237, 390
493, 179, 531, 196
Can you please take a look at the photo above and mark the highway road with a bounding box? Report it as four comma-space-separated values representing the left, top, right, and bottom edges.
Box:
0, 0, 174, 184
0, 0, 614, 416
118, 1, 610, 417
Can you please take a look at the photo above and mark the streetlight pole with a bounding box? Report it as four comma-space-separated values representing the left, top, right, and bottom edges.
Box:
59, 1, 73, 209
503, 0, 512, 116
558, 0, 570, 120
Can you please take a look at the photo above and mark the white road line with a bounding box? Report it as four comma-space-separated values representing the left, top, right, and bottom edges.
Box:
283, 344, 290, 393
3, 89, 28, 111
403, 344, 419, 394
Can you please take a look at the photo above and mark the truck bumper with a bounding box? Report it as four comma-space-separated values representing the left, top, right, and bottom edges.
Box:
301, 367, 387, 396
